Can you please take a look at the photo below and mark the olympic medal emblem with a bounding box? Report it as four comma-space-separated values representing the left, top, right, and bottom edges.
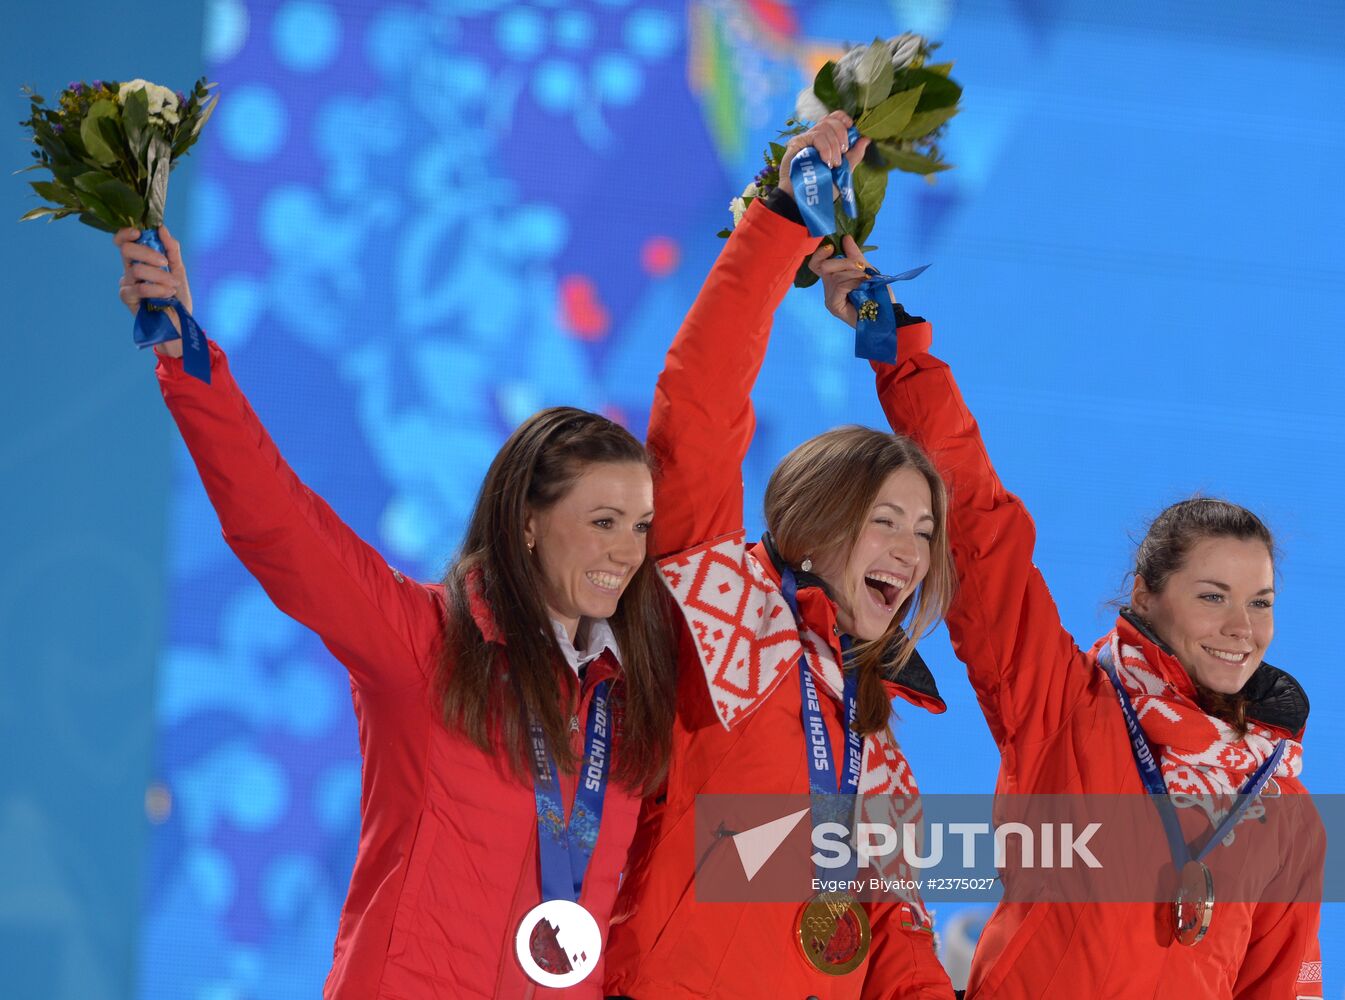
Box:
796, 891, 871, 976
1172, 859, 1214, 946
515, 899, 602, 987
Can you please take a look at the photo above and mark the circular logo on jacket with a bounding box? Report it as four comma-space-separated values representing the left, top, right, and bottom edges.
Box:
515, 899, 602, 987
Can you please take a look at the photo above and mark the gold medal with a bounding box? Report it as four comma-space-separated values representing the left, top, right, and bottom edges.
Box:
796, 891, 871, 975
1172, 859, 1214, 946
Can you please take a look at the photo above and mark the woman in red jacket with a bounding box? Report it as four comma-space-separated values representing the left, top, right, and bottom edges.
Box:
812, 236, 1323, 999
113, 229, 676, 998
604, 113, 959, 999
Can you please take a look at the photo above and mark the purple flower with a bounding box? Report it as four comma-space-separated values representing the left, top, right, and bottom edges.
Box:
92, 80, 104, 90
69, 81, 83, 93
176, 91, 186, 105
53, 123, 64, 133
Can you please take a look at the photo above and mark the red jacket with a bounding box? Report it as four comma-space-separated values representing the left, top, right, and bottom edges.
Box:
871, 338, 1323, 998
603, 201, 956, 999
157, 344, 643, 998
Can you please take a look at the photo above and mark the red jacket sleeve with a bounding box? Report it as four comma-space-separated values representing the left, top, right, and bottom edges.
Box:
861, 902, 956, 999
870, 345, 1090, 753
647, 200, 817, 558
157, 343, 444, 691
1232, 803, 1325, 999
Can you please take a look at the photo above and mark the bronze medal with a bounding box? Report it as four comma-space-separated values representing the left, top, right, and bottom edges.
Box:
796, 891, 871, 975
1172, 859, 1214, 946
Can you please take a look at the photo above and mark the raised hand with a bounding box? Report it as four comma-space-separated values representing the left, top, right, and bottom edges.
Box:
777, 110, 871, 201
114, 225, 192, 357
808, 234, 889, 328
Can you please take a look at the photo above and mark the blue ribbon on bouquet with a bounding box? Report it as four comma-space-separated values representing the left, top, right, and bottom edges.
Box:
787, 125, 861, 238
849, 264, 932, 363
132, 229, 210, 384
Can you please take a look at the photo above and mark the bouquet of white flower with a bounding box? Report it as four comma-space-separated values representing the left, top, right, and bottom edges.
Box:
18, 77, 217, 232
722, 35, 962, 287
17, 77, 219, 381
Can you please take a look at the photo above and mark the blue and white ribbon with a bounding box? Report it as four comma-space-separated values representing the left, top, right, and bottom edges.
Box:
849, 264, 931, 363
787, 125, 861, 238
132, 229, 210, 383
527, 680, 613, 903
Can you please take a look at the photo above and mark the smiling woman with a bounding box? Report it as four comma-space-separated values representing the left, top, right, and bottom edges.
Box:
604, 112, 960, 999
110, 229, 676, 997
1130, 499, 1277, 711
812, 235, 1322, 999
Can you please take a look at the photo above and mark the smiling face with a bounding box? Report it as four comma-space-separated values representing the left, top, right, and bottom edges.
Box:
1131, 536, 1275, 695
810, 467, 934, 642
524, 460, 654, 641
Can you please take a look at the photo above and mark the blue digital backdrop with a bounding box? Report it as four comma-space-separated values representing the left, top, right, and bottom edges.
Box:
3, 1, 1343, 997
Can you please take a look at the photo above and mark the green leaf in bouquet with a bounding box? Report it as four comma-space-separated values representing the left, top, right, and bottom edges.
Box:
72, 170, 130, 227
79, 99, 121, 165
925, 62, 955, 77
145, 136, 171, 227
793, 256, 821, 288
903, 68, 962, 111
77, 211, 120, 234
19, 206, 59, 222
812, 61, 841, 111
94, 177, 146, 225
97, 114, 131, 168
856, 40, 894, 112
768, 141, 787, 164
852, 162, 889, 220
896, 104, 960, 140
29, 180, 78, 207
122, 88, 151, 165
73, 169, 115, 195
856, 86, 924, 140
174, 89, 219, 158
856, 212, 878, 247
883, 148, 953, 176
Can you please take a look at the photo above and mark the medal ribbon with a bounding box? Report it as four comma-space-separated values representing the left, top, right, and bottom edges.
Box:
132, 229, 211, 383
1098, 641, 1285, 867
787, 126, 860, 238
848, 264, 932, 364
780, 566, 864, 883
527, 678, 612, 903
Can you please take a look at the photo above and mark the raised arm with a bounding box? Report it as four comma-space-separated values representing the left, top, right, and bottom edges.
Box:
647, 113, 864, 558
117, 228, 443, 691
814, 238, 1089, 751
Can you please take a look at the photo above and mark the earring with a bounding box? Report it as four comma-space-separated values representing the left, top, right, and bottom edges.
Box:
527, 539, 535, 552
801, 557, 813, 573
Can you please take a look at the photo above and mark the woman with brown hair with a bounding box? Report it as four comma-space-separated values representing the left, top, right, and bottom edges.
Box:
112, 228, 676, 997
811, 237, 1322, 998
603, 112, 959, 999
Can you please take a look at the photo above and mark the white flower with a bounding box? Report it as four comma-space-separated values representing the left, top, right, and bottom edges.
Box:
794, 86, 830, 123
833, 34, 927, 90
889, 33, 923, 71
117, 78, 180, 126
742, 180, 760, 198
833, 46, 868, 91
729, 196, 747, 227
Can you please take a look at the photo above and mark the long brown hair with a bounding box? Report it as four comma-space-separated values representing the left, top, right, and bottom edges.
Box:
763, 426, 955, 735
1132, 497, 1276, 734
439, 407, 674, 793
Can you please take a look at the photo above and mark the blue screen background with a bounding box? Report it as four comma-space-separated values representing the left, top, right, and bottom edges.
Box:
2, 1, 1341, 997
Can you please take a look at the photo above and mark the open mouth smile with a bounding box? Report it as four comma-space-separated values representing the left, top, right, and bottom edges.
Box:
863, 571, 908, 611
1201, 645, 1251, 666
587, 571, 624, 592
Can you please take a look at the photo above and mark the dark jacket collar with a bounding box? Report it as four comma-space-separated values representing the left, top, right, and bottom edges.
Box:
759, 532, 945, 714
1118, 607, 1309, 736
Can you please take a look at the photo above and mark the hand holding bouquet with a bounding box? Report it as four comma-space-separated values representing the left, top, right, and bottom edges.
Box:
18, 77, 218, 380
722, 34, 962, 287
